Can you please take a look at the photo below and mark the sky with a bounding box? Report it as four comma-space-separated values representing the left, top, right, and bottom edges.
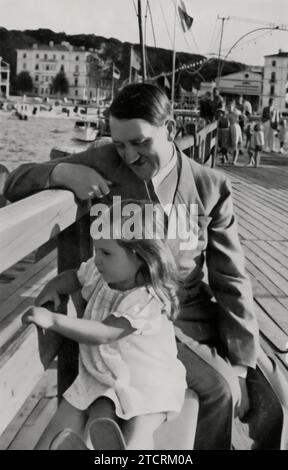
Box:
1, 0, 288, 66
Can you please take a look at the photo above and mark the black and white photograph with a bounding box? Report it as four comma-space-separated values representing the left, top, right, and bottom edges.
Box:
0, 0, 288, 456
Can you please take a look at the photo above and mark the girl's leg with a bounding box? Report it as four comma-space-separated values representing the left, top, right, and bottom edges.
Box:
121, 412, 166, 450
35, 399, 87, 449
87, 396, 118, 423
86, 397, 123, 449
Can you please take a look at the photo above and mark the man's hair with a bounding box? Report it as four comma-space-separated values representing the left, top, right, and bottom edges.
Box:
109, 83, 172, 126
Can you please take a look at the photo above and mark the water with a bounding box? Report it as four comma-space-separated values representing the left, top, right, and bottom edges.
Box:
0, 114, 88, 172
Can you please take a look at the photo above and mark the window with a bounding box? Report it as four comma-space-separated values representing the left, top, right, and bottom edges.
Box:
75, 65, 79, 72
270, 85, 275, 96
61, 55, 65, 60
46, 76, 49, 82
60, 65, 64, 72
41, 88, 44, 94
46, 65, 49, 71
34, 88, 38, 94
36, 54, 39, 59
35, 64, 39, 70
75, 56, 79, 61
44, 54, 47, 60
23, 53, 26, 58
75, 89, 78, 96
53, 54, 56, 60
271, 72, 276, 82
272, 60, 276, 67
74, 78, 78, 86
35, 75, 39, 82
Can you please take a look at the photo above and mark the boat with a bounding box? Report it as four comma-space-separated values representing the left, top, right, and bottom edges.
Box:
72, 118, 99, 142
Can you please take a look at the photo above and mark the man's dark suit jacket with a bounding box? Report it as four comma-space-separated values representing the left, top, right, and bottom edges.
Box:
4, 142, 259, 368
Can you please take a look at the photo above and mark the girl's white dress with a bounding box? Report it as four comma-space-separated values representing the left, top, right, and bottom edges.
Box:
64, 257, 187, 420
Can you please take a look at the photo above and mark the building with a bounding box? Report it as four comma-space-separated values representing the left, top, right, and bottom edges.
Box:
263, 50, 288, 112
16, 41, 111, 102
218, 70, 263, 112
0, 57, 10, 97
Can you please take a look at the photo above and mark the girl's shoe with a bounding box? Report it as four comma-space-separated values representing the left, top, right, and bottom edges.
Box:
89, 418, 126, 450
49, 428, 88, 450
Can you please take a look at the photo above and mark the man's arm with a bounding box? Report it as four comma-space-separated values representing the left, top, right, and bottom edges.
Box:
206, 177, 260, 369
4, 141, 117, 202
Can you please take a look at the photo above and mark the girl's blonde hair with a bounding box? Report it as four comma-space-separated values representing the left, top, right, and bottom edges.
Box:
91, 199, 180, 320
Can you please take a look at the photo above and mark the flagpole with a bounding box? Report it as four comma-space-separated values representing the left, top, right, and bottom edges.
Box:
129, 46, 132, 83
111, 63, 115, 102
137, 0, 147, 81
171, 2, 177, 110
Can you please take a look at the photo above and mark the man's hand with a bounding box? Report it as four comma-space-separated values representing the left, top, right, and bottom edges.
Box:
22, 306, 55, 330
51, 163, 113, 200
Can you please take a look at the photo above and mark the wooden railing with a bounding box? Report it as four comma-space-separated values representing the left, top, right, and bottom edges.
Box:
0, 125, 217, 442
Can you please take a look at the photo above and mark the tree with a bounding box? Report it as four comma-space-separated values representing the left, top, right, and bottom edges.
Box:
16, 71, 33, 93
52, 71, 69, 95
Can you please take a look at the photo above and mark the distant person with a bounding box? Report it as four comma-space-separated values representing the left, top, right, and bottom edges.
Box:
235, 96, 246, 133
199, 92, 214, 123
212, 87, 224, 119
278, 118, 287, 154
247, 123, 264, 167
227, 102, 243, 165
217, 109, 230, 164
22, 200, 187, 450
243, 98, 252, 117
245, 119, 254, 151
261, 98, 279, 152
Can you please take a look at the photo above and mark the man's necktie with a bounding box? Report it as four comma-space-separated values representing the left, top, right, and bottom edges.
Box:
145, 180, 169, 234
145, 179, 159, 203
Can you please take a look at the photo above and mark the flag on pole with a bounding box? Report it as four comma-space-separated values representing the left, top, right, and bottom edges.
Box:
164, 75, 171, 89
130, 47, 141, 71
112, 64, 121, 80
178, 0, 193, 32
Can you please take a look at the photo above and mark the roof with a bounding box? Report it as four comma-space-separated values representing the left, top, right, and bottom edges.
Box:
16, 45, 92, 53
265, 52, 288, 58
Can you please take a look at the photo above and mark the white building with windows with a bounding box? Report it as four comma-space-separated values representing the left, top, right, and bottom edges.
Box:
263, 51, 288, 112
0, 57, 10, 97
16, 41, 111, 102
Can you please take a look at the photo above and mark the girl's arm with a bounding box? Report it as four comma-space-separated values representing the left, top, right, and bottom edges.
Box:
35, 270, 81, 309
22, 307, 135, 345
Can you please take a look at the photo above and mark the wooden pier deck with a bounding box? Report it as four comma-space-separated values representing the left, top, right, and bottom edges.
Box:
218, 152, 288, 369
1, 150, 288, 449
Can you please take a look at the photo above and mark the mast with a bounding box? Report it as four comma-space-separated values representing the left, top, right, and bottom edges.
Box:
216, 15, 230, 87
137, 0, 147, 81
171, 2, 177, 109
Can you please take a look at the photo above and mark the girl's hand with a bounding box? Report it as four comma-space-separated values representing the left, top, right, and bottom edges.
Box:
35, 284, 61, 310
22, 306, 55, 330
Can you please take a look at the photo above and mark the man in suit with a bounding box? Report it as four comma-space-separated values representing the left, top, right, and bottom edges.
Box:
262, 97, 279, 152
4, 83, 288, 449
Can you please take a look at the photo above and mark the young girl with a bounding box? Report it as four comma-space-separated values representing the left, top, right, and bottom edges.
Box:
248, 123, 264, 167
22, 200, 187, 450
278, 118, 287, 154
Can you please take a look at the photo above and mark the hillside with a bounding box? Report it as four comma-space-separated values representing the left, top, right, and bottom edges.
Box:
0, 27, 245, 92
